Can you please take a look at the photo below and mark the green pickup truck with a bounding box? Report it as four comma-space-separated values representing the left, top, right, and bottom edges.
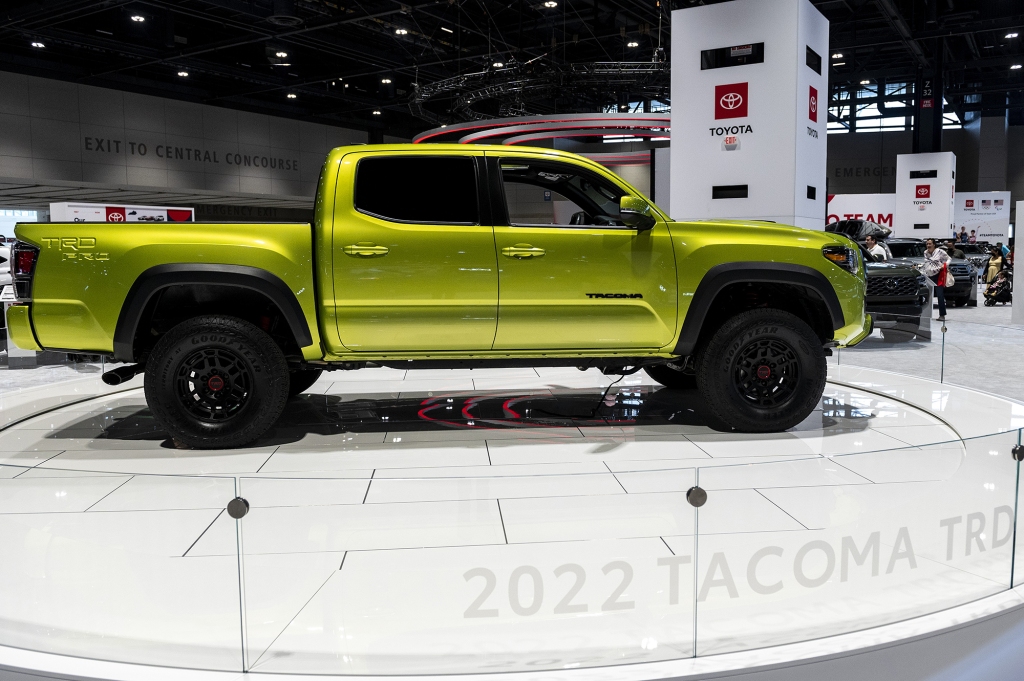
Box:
7, 144, 869, 448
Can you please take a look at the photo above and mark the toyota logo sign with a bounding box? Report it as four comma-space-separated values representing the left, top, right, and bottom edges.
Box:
915, 185, 931, 198
715, 82, 748, 120
720, 92, 743, 109
809, 86, 818, 122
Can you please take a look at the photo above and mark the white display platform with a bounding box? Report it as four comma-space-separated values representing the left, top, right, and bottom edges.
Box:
1, 366, 1023, 680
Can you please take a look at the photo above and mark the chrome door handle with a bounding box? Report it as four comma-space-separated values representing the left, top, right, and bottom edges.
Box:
501, 244, 545, 259
343, 242, 389, 257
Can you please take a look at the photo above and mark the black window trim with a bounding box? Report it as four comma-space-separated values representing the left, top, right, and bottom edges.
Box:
489, 156, 635, 231
352, 153, 486, 226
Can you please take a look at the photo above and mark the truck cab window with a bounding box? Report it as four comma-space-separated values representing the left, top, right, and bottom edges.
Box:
499, 160, 627, 227
355, 156, 479, 224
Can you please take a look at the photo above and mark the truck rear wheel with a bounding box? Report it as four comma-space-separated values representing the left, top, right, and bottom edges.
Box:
695, 309, 826, 433
144, 315, 289, 449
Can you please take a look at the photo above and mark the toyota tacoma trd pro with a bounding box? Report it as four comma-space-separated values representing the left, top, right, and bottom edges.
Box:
7, 145, 870, 448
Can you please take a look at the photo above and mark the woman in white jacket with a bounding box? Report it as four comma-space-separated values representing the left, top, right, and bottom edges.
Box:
921, 238, 950, 319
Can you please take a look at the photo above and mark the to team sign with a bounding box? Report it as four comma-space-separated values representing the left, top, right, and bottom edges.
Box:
715, 82, 748, 120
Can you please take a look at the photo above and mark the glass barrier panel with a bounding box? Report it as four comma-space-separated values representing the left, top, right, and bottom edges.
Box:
238, 464, 698, 674
0, 464, 243, 670
834, 311, 944, 384
693, 429, 1021, 656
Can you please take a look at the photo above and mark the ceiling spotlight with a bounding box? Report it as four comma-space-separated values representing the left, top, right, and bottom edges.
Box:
275, 51, 288, 58
177, 71, 188, 77
831, 52, 843, 59
130, 15, 145, 22
381, 77, 392, 83
441, 26, 453, 33
1012, 64, 1023, 70
860, 79, 871, 85
395, 28, 408, 35
287, 93, 297, 98
31, 41, 44, 48
833, 61, 845, 66
1006, 32, 1019, 39
543, 1, 558, 7
372, 109, 382, 115
492, 61, 504, 67
627, 41, 638, 48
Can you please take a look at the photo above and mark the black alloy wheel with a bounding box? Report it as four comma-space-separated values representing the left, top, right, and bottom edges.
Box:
696, 308, 826, 432
145, 315, 289, 448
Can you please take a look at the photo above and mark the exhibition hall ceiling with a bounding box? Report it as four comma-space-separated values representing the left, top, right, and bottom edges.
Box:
0, 0, 1021, 137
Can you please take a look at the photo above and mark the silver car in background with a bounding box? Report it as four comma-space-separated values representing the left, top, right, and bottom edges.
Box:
885, 238, 978, 308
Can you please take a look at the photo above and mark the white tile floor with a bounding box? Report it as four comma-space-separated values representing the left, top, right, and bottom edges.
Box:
0, 364, 1021, 675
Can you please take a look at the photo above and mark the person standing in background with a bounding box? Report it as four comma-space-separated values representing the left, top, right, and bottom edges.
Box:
922, 238, 950, 319
958, 227, 968, 243
865, 234, 888, 261
969, 230, 977, 243
986, 247, 1004, 283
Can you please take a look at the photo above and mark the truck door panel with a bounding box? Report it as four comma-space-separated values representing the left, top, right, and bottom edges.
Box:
489, 155, 677, 350
332, 153, 498, 352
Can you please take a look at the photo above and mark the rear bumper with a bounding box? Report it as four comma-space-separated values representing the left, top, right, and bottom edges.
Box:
5, 305, 42, 352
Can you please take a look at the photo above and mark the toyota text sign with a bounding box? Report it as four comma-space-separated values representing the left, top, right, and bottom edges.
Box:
715, 82, 748, 120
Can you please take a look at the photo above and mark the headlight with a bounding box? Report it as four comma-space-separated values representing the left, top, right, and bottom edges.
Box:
822, 245, 858, 276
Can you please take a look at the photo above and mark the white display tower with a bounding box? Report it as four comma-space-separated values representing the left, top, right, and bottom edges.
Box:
670, 0, 828, 230
892, 152, 956, 239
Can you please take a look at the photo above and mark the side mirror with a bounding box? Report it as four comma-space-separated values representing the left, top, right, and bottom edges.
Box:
619, 196, 656, 231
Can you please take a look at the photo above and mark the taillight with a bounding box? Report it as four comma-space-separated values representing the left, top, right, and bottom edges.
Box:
11, 241, 39, 300
14, 248, 37, 276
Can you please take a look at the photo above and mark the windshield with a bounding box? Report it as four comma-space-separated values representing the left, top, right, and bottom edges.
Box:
887, 242, 926, 258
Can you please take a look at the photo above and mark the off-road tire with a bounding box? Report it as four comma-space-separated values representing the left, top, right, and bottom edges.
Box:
695, 309, 826, 433
144, 316, 289, 448
288, 368, 324, 397
645, 363, 697, 389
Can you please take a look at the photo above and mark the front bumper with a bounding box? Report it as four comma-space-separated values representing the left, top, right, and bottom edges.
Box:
5, 304, 42, 352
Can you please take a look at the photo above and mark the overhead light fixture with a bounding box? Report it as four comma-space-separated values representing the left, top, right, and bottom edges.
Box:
31, 41, 44, 48
275, 51, 288, 58
1012, 64, 1023, 70
344, 83, 349, 87
1006, 32, 1019, 39
381, 77, 392, 83
130, 15, 145, 22
287, 93, 297, 98
833, 61, 845, 66
627, 41, 638, 48
395, 28, 408, 35
441, 26, 453, 33
492, 61, 504, 67
372, 109, 382, 115
177, 71, 188, 77
860, 79, 871, 85
543, 1, 558, 7
831, 52, 843, 59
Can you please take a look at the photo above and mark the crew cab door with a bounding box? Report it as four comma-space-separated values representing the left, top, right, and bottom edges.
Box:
488, 153, 677, 350
332, 151, 498, 351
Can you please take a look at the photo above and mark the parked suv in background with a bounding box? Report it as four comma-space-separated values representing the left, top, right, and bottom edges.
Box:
958, 242, 992, 276
856, 243, 928, 342
826, 219, 892, 242
886, 238, 977, 307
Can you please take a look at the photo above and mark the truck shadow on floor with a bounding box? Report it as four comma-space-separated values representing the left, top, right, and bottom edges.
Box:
45, 387, 873, 448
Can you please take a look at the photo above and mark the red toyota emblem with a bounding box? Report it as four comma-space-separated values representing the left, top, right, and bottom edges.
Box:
207, 375, 225, 391
715, 82, 748, 120
809, 86, 818, 122
756, 366, 771, 380
916, 185, 931, 198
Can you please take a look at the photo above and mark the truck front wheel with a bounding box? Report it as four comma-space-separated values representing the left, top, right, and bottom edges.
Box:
696, 309, 826, 433
144, 315, 290, 448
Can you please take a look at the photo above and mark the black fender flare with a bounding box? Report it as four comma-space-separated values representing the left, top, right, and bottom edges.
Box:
673, 262, 846, 356
113, 264, 314, 362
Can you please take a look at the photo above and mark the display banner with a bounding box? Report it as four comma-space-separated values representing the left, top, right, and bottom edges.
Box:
893, 152, 956, 239
50, 202, 194, 223
954, 192, 1010, 242
825, 194, 895, 228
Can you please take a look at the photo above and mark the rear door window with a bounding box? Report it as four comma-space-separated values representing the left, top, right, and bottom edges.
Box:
355, 156, 479, 224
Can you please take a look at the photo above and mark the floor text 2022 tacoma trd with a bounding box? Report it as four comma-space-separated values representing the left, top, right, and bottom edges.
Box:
7, 145, 870, 448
